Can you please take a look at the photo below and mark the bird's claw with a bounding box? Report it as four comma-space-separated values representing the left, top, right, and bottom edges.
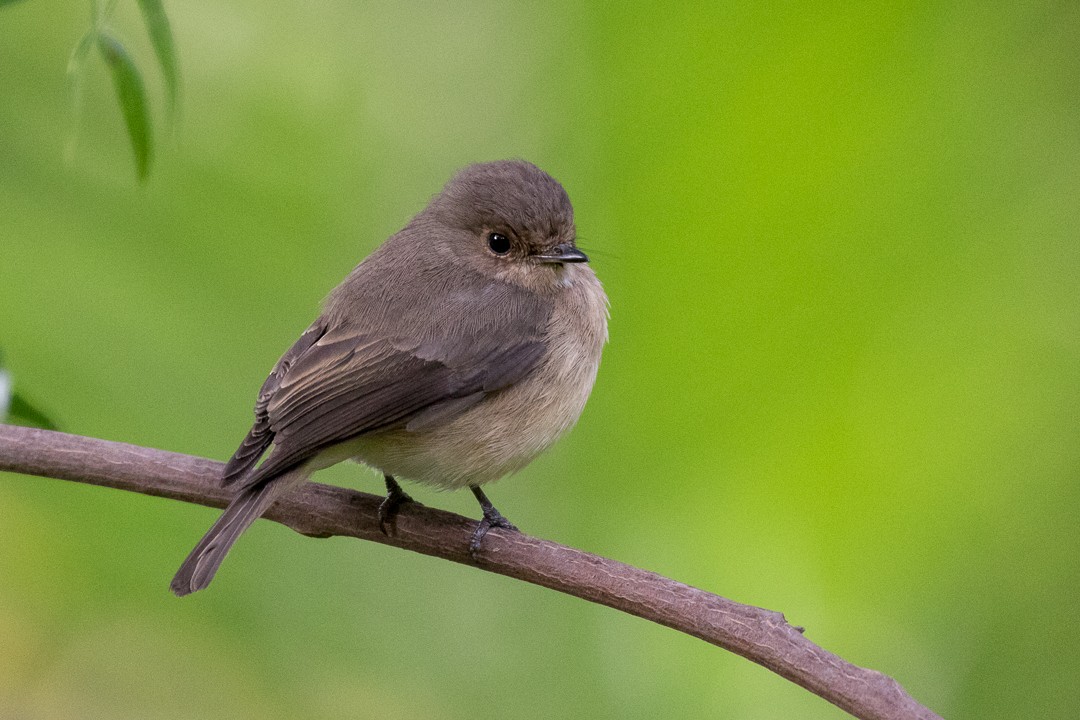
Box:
468, 508, 519, 557
378, 476, 416, 536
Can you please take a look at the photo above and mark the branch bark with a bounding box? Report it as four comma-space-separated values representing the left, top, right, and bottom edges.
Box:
0, 424, 940, 720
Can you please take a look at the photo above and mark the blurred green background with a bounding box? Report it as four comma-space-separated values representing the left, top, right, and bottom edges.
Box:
2, 1, 1078, 718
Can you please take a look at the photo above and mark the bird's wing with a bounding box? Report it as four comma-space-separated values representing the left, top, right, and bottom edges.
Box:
233, 328, 546, 488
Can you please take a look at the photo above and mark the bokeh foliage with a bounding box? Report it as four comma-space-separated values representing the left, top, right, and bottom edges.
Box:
2, 1, 1078, 718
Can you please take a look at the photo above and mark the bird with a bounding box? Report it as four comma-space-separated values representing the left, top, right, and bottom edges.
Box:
170, 160, 608, 596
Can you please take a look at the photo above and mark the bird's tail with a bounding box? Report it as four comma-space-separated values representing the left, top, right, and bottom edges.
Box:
170, 471, 301, 597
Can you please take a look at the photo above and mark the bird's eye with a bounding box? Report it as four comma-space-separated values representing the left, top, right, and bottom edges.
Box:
487, 232, 511, 255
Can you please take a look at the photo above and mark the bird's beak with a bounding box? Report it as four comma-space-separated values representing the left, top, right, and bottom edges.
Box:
533, 243, 589, 264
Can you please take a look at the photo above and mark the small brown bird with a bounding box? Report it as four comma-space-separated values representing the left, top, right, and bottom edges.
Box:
171, 160, 608, 595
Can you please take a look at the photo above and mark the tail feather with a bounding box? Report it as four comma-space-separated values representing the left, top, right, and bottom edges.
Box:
170, 472, 300, 596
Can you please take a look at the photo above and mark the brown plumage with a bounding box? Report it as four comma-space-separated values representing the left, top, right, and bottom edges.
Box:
171, 160, 608, 596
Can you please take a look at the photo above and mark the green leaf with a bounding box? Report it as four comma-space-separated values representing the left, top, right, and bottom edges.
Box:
7, 391, 60, 431
65, 29, 97, 161
136, 0, 179, 119
66, 29, 98, 92
0, 0, 31, 7
97, 31, 153, 180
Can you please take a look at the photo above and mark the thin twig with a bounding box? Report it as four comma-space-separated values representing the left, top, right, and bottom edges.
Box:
0, 424, 941, 720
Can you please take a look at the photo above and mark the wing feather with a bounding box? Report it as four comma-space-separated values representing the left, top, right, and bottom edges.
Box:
235, 335, 546, 489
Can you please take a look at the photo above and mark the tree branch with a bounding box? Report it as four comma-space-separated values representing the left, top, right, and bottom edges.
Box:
0, 424, 940, 720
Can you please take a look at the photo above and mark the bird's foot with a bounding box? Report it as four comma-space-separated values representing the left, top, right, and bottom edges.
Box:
378, 475, 417, 536
468, 485, 519, 557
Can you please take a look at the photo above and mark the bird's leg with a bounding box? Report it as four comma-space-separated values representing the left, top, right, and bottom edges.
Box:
468, 485, 519, 555
378, 475, 416, 536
